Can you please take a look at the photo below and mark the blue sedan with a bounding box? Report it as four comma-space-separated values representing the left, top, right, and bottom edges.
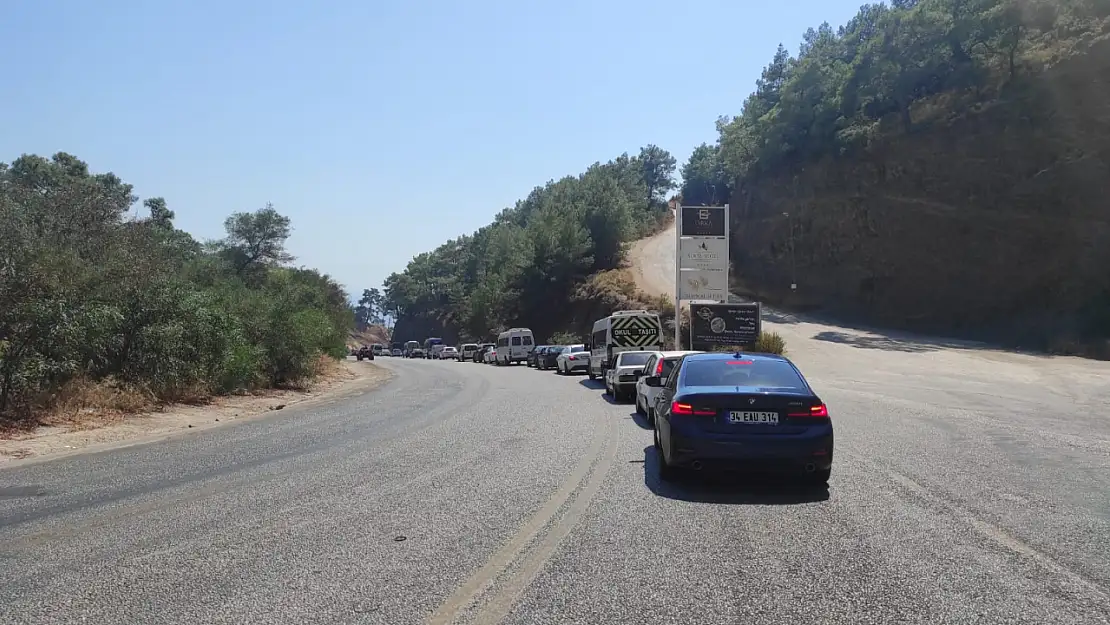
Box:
644, 351, 833, 486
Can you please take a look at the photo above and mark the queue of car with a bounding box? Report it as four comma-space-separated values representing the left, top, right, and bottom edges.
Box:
386, 309, 833, 488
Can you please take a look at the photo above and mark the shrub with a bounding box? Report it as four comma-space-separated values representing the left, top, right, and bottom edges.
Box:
754, 331, 787, 355
0, 152, 354, 426
706, 331, 787, 355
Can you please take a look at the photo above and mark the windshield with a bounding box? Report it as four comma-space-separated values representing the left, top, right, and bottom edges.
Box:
617, 352, 651, 366
682, 359, 808, 391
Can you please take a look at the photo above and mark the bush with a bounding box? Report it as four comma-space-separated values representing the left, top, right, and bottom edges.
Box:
754, 331, 787, 355
547, 331, 582, 345
0, 153, 353, 426
706, 331, 787, 355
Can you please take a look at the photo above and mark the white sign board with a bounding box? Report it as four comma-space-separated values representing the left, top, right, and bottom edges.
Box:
678, 268, 729, 301
678, 237, 728, 272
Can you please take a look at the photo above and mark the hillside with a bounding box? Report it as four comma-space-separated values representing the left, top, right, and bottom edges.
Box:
0, 153, 354, 428
681, 0, 1110, 357
347, 325, 391, 349
383, 148, 677, 345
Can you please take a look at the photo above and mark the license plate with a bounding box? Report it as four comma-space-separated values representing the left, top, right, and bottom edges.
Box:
728, 411, 779, 425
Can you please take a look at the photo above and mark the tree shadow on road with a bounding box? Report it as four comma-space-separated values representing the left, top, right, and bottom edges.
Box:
762, 308, 803, 325
639, 446, 829, 505
810, 329, 1022, 354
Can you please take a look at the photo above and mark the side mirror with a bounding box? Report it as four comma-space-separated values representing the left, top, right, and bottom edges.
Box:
644, 376, 663, 387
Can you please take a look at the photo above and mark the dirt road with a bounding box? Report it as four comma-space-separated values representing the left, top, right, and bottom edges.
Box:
628, 212, 1110, 416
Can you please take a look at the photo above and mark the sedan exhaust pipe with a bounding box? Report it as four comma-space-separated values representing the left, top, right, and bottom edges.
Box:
690, 460, 704, 471
804, 463, 816, 473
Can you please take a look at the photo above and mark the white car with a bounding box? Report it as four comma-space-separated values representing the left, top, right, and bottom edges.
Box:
603, 350, 655, 402
439, 346, 460, 360
483, 348, 498, 364
633, 350, 703, 421
554, 344, 589, 374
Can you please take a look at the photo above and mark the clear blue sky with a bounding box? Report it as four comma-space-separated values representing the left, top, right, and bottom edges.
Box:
1, 0, 862, 301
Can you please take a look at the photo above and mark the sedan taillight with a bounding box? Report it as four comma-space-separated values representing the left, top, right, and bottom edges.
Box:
671, 401, 716, 416
787, 403, 829, 418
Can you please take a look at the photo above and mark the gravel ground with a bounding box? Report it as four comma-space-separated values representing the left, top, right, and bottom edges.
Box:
1, 349, 1109, 624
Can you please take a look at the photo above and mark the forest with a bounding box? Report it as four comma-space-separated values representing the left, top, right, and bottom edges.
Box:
382, 147, 677, 344
0, 153, 353, 427
681, 0, 1110, 353
386, 0, 1110, 355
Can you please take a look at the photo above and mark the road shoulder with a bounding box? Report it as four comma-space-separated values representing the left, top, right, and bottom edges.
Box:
0, 359, 394, 467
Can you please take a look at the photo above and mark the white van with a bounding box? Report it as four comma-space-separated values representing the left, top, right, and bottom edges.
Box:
495, 328, 535, 365
588, 310, 663, 380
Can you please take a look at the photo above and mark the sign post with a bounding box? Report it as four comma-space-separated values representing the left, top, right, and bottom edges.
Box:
674, 207, 682, 350
675, 204, 729, 349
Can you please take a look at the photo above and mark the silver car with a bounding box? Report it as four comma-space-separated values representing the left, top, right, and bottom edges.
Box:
633, 350, 703, 421
603, 351, 654, 402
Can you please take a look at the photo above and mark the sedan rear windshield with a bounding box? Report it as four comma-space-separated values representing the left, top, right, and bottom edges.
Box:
682, 359, 808, 391
618, 352, 652, 366
570, 345, 587, 353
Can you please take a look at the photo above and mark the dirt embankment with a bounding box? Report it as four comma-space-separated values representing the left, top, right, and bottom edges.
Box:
0, 359, 393, 466
729, 37, 1110, 356
349, 325, 391, 349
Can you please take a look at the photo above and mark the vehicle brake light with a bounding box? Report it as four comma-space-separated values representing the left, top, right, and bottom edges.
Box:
788, 403, 829, 418
671, 401, 716, 416
654, 359, 664, 376
568, 355, 577, 360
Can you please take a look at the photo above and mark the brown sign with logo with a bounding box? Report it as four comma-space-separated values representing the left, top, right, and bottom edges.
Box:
680, 206, 727, 237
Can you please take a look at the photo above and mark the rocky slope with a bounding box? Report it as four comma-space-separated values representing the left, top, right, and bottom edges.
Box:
729, 35, 1110, 356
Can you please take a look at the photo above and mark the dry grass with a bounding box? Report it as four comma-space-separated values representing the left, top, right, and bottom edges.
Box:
11, 376, 159, 437
0, 353, 353, 440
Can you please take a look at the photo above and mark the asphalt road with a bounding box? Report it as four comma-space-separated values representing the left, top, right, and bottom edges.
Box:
2, 351, 1110, 624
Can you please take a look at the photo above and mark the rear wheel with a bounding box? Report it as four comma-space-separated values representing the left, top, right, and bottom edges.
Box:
654, 429, 675, 482
635, 393, 645, 416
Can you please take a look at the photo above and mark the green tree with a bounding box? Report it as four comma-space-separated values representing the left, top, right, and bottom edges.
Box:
638, 144, 678, 207
355, 288, 385, 327
384, 146, 673, 343
219, 203, 295, 276
1, 153, 352, 423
